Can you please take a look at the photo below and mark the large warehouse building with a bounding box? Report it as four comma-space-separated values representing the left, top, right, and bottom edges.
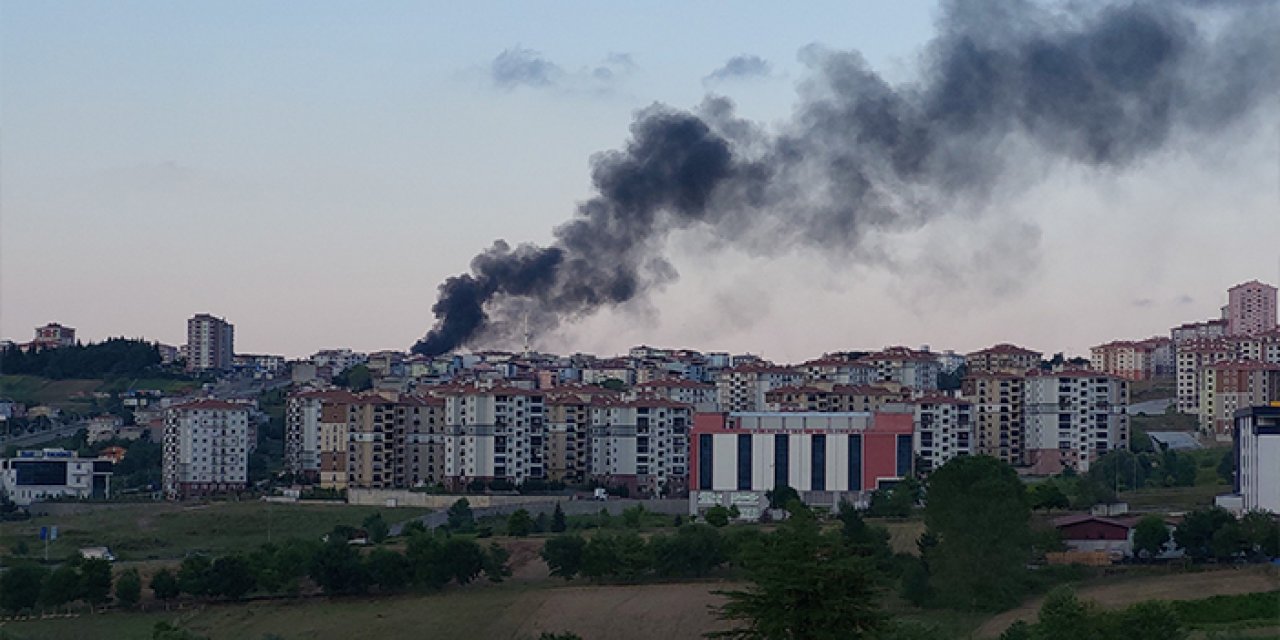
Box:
689, 411, 913, 519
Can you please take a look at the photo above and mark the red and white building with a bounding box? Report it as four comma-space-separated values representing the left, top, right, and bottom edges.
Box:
31, 323, 76, 350
689, 411, 914, 518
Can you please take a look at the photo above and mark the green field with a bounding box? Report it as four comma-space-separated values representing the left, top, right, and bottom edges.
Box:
0, 502, 430, 562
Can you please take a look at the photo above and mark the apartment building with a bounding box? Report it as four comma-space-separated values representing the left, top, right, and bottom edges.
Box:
440, 387, 546, 489
899, 395, 974, 473
632, 379, 719, 411
589, 398, 692, 497
347, 392, 443, 489
1225, 280, 1278, 336
1023, 371, 1129, 474
965, 344, 1042, 375
186, 314, 235, 372
545, 393, 598, 484
858, 347, 940, 392
0, 448, 112, 506
163, 400, 250, 499
283, 389, 358, 484
1199, 361, 1280, 437
32, 323, 76, 350
799, 356, 875, 386
763, 384, 904, 413
1090, 338, 1172, 381
961, 372, 1027, 465
716, 364, 805, 412
1171, 319, 1228, 345
1176, 339, 1241, 413
689, 411, 914, 518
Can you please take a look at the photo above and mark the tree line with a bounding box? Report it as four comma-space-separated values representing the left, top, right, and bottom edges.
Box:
1, 339, 169, 379
0, 523, 510, 615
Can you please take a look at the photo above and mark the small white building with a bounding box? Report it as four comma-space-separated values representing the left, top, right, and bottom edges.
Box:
0, 449, 113, 506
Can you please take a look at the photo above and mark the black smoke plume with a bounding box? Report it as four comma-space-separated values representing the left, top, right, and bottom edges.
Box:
413, 0, 1279, 356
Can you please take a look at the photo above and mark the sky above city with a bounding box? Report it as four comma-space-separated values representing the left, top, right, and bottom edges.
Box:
3, 1, 1278, 361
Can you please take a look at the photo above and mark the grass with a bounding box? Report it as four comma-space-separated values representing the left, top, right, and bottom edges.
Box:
1130, 377, 1176, 403
0, 375, 198, 413
1131, 411, 1199, 433
0, 502, 431, 562
1119, 483, 1231, 511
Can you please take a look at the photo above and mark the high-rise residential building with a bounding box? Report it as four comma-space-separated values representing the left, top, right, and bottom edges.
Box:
631, 379, 719, 411
1175, 338, 1250, 414
440, 386, 547, 489
961, 372, 1027, 465
1090, 337, 1172, 381
163, 400, 250, 499
31, 323, 76, 350
1225, 280, 1278, 336
899, 395, 974, 473
1170, 319, 1228, 345
186, 314, 234, 372
965, 344, 1042, 375
1023, 371, 1129, 473
346, 392, 443, 489
588, 398, 692, 497
284, 389, 358, 484
1199, 361, 1280, 437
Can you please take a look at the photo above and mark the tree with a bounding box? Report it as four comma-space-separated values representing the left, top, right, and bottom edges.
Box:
551, 503, 567, 533
333, 364, 373, 391
765, 485, 801, 511
507, 509, 534, 537
440, 538, 487, 585
1173, 507, 1237, 561
1132, 515, 1170, 560
542, 534, 587, 580
1034, 587, 1096, 640
367, 548, 412, 591
704, 506, 731, 528
1217, 450, 1235, 485
79, 557, 114, 608
1029, 482, 1070, 512
310, 540, 369, 594
178, 555, 213, 597
152, 622, 210, 640
150, 569, 180, 606
208, 555, 256, 600
710, 505, 886, 639
447, 498, 475, 532
0, 562, 46, 613
483, 543, 512, 582
361, 512, 390, 544
1240, 510, 1280, 558
651, 524, 727, 578
115, 569, 142, 609
41, 564, 82, 611
622, 504, 646, 528
923, 455, 1031, 611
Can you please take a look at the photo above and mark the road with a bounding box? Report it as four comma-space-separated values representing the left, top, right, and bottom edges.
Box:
0, 421, 85, 448
1129, 397, 1174, 415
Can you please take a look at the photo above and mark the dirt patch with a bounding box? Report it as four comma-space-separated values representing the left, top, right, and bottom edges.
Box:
494, 582, 737, 640
976, 566, 1280, 638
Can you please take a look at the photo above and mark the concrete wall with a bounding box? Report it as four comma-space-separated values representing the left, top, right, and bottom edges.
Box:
346, 489, 561, 509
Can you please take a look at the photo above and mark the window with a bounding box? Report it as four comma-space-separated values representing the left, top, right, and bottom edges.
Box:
737, 434, 752, 490
811, 435, 826, 491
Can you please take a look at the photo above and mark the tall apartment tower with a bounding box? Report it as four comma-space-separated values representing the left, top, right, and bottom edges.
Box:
186, 314, 234, 371
1225, 281, 1278, 336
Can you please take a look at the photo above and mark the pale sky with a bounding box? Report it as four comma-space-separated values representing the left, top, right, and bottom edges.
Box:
3, 1, 1278, 361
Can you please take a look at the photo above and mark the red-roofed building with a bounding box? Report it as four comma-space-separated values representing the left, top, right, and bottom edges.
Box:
858, 347, 941, 392
965, 344, 1042, 375
716, 363, 804, 412
1200, 360, 1280, 436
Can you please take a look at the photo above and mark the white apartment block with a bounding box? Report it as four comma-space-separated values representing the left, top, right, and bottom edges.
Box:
163, 400, 250, 499
185, 314, 234, 372
1023, 372, 1129, 474
441, 387, 546, 488
589, 399, 691, 497
284, 389, 357, 482
860, 347, 941, 392
800, 357, 875, 386
900, 396, 974, 473
716, 364, 805, 412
